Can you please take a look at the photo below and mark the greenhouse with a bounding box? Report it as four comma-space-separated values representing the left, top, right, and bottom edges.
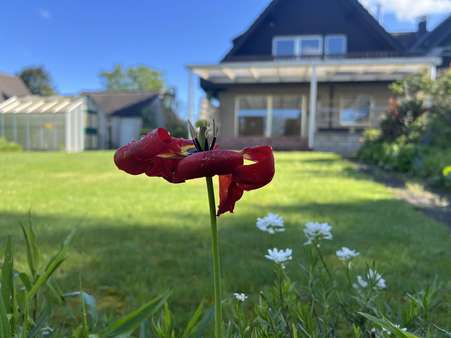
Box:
0, 95, 89, 152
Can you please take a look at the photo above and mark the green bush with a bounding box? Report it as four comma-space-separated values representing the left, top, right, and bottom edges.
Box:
358, 71, 451, 191
0, 138, 22, 152
412, 147, 451, 189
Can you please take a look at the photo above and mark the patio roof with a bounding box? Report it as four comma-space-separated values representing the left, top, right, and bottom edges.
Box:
188, 57, 441, 83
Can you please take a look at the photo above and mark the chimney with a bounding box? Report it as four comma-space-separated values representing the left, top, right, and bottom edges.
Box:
418, 16, 428, 36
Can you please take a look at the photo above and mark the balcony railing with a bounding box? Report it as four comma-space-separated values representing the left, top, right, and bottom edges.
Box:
223, 51, 425, 63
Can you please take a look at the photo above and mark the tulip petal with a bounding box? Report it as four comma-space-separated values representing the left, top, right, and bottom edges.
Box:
218, 146, 274, 215
175, 150, 243, 181
114, 128, 195, 182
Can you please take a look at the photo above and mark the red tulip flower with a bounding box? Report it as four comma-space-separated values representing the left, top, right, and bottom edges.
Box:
114, 127, 274, 215
114, 123, 274, 338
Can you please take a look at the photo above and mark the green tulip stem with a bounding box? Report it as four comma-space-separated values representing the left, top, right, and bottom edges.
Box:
205, 176, 223, 338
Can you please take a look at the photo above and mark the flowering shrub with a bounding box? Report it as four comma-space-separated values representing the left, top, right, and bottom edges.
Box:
358, 71, 451, 191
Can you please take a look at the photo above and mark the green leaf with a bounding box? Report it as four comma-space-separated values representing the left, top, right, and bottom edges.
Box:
2, 236, 14, 313
0, 289, 11, 338
26, 305, 51, 338
358, 312, 420, 338
181, 301, 204, 338
21, 222, 40, 279
65, 291, 98, 330
99, 291, 170, 338
191, 305, 214, 338
139, 320, 150, 338
26, 230, 75, 301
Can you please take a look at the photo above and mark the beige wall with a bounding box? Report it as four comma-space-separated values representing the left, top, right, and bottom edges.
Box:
215, 82, 391, 155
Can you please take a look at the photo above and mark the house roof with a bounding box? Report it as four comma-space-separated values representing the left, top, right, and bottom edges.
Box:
82, 91, 159, 117
391, 32, 420, 49
411, 15, 451, 51
222, 0, 402, 62
0, 95, 84, 114
0, 73, 30, 101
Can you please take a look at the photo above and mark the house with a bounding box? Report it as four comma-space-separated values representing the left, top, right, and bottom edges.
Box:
188, 0, 447, 155
0, 95, 96, 152
0, 73, 30, 102
82, 91, 173, 149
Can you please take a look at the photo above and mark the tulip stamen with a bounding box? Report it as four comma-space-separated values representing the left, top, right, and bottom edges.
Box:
210, 137, 217, 150
193, 138, 202, 152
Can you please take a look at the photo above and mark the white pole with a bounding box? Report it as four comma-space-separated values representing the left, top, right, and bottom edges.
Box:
430, 65, 437, 81
26, 117, 30, 149
79, 108, 85, 151
13, 114, 17, 142
65, 111, 71, 152
266, 96, 273, 137
308, 64, 318, 149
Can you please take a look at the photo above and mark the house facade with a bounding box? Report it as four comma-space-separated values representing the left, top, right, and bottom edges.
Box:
189, 0, 447, 155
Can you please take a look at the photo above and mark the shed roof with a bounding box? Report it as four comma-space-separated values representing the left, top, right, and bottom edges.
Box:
82, 91, 159, 117
0, 96, 84, 114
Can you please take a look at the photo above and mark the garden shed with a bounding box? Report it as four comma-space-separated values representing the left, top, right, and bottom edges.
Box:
0, 95, 92, 152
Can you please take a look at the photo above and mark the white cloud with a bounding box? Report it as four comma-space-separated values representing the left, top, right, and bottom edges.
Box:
360, 0, 451, 21
38, 9, 52, 20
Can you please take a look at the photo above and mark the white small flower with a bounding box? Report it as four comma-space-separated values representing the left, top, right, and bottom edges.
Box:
382, 324, 407, 334
265, 248, 293, 266
353, 269, 386, 290
336, 247, 359, 261
368, 269, 386, 289
233, 292, 248, 302
256, 213, 285, 234
304, 222, 333, 245
353, 275, 368, 289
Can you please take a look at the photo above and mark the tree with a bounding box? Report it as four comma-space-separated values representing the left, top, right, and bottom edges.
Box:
18, 66, 56, 96
99, 64, 164, 92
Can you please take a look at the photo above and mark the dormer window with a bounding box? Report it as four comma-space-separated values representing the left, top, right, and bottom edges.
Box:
299, 36, 323, 56
273, 38, 296, 56
325, 35, 347, 55
273, 34, 347, 57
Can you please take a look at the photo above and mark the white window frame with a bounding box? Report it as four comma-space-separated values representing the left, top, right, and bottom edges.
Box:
272, 35, 323, 57
234, 95, 305, 137
272, 36, 298, 57
299, 35, 323, 56
325, 34, 347, 55
234, 95, 269, 137
339, 95, 373, 127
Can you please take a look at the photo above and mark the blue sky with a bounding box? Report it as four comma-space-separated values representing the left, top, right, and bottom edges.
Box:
0, 0, 450, 118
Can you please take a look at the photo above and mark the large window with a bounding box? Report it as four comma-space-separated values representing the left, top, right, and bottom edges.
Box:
236, 96, 303, 137
237, 96, 267, 136
339, 95, 372, 126
325, 35, 347, 55
272, 96, 303, 136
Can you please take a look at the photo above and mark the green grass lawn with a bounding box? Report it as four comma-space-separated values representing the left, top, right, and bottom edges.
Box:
0, 151, 450, 318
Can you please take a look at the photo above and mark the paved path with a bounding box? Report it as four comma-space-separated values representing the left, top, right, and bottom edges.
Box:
359, 164, 451, 229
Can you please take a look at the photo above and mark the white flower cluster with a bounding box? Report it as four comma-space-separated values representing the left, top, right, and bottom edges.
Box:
304, 222, 333, 245
354, 269, 386, 290
256, 213, 285, 234
336, 247, 359, 261
233, 292, 248, 302
265, 248, 293, 266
